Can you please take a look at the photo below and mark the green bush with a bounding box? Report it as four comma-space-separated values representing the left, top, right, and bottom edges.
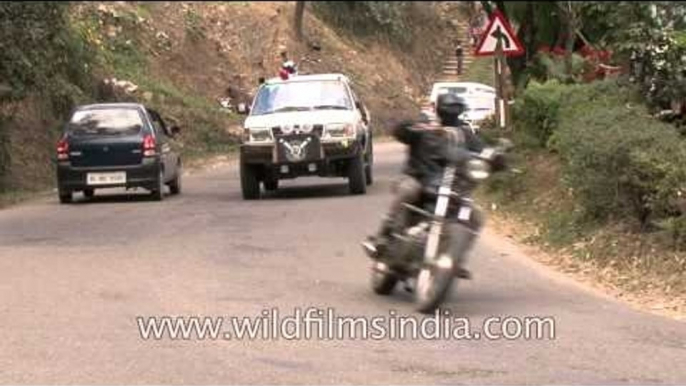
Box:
0, 2, 95, 190
550, 81, 686, 227
509, 79, 686, 227
0, 2, 94, 104
311, 2, 413, 46
659, 215, 686, 251
513, 80, 634, 149
0, 117, 9, 192
512, 80, 568, 147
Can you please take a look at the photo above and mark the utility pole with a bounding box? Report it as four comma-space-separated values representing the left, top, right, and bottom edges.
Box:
493, 35, 509, 130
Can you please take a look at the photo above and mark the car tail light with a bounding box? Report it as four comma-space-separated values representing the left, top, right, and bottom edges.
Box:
143, 134, 156, 157
57, 137, 69, 161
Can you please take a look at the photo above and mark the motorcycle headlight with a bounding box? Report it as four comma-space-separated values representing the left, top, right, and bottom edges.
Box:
245, 128, 273, 143
323, 123, 355, 139
467, 159, 490, 180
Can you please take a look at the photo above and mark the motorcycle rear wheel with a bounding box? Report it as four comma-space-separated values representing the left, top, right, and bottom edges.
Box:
370, 262, 398, 295
415, 255, 455, 314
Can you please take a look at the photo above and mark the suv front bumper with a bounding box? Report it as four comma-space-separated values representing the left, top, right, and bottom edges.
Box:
240, 138, 364, 178
241, 138, 363, 164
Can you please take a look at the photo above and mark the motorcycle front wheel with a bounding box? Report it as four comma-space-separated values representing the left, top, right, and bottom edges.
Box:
370, 262, 398, 295
415, 255, 455, 314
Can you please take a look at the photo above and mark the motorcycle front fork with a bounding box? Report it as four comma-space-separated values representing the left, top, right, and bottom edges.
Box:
448, 221, 479, 272
423, 208, 480, 272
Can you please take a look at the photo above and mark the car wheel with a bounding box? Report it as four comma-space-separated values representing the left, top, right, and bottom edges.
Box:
169, 163, 182, 195
83, 189, 95, 199
348, 152, 367, 195
263, 178, 278, 192
365, 139, 374, 186
150, 169, 164, 201
58, 189, 72, 204
240, 162, 261, 200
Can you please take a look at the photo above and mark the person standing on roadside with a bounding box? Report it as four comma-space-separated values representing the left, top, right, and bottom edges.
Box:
455, 40, 464, 76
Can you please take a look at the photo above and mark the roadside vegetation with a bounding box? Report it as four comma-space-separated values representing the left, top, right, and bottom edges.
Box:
0, 1, 458, 204
476, 1, 686, 311
0, 2, 239, 199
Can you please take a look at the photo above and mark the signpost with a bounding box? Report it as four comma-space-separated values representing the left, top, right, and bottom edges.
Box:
474, 10, 524, 130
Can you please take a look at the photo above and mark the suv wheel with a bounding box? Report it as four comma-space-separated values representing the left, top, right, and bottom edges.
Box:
365, 139, 374, 186
240, 162, 261, 200
348, 152, 367, 195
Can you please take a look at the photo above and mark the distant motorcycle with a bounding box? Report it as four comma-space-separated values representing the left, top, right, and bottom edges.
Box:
363, 132, 511, 314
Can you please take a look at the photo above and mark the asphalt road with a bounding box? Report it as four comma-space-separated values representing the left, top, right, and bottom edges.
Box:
1, 142, 685, 385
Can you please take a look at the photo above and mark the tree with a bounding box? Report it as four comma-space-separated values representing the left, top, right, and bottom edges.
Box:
557, 1, 581, 82
577, 2, 686, 110
294, 1, 306, 41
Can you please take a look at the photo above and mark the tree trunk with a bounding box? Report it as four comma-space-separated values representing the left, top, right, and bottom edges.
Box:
561, 1, 576, 82
506, 2, 537, 92
294, 1, 306, 41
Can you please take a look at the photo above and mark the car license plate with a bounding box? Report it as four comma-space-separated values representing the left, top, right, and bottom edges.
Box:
87, 172, 126, 186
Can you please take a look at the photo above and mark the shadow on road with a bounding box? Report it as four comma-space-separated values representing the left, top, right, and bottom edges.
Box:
359, 282, 521, 318
263, 183, 356, 200
63, 191, 180, 205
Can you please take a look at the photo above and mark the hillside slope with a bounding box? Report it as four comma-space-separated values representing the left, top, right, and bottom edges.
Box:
0, 1, 466, 197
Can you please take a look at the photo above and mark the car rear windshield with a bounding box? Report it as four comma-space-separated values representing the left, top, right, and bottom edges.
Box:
251, 80, 353, 116
67, 108, 144, 136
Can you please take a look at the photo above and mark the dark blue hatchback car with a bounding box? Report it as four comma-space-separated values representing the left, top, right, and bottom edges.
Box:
55, 103, 182, 203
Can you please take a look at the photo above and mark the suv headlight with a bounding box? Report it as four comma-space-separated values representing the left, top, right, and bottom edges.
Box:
466, 159, 490, 180
244, 128, 273, 143
323, 123, 355, 139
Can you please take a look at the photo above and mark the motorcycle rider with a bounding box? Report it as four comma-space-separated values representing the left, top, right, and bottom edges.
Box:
363, 92, 489, 279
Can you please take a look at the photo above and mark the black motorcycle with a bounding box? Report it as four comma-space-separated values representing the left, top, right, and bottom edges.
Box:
363, 131, 510, 314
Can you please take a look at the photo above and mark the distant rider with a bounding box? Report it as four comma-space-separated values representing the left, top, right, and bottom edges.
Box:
280, 50, 298, 77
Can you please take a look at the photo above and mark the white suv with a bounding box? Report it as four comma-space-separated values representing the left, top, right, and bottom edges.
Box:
238, 73, 374, 199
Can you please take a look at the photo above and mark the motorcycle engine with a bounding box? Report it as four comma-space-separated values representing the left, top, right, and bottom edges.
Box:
406, 221, 430, 238
397, 221, 430, 264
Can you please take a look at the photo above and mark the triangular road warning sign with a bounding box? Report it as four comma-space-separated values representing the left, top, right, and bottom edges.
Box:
475, 10, 525, 57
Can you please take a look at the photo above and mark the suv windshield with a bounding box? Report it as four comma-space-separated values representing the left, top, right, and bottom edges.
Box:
440, 86, 468, 95
67, 108, 144, 136
251, 80, 353, 116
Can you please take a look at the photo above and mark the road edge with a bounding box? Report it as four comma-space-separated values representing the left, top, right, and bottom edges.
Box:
481, 213, 686, 322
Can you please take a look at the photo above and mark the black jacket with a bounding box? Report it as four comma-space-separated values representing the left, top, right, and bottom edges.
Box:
392, 120, 485, 186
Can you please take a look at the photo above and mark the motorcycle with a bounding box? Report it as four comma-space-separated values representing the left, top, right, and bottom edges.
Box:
363, 132, 510, 314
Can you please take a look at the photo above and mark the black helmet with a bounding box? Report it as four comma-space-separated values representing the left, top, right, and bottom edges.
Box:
436, 92, 467, 126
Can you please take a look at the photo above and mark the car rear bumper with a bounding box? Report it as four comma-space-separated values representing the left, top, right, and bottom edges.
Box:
57, 158, 160, 191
